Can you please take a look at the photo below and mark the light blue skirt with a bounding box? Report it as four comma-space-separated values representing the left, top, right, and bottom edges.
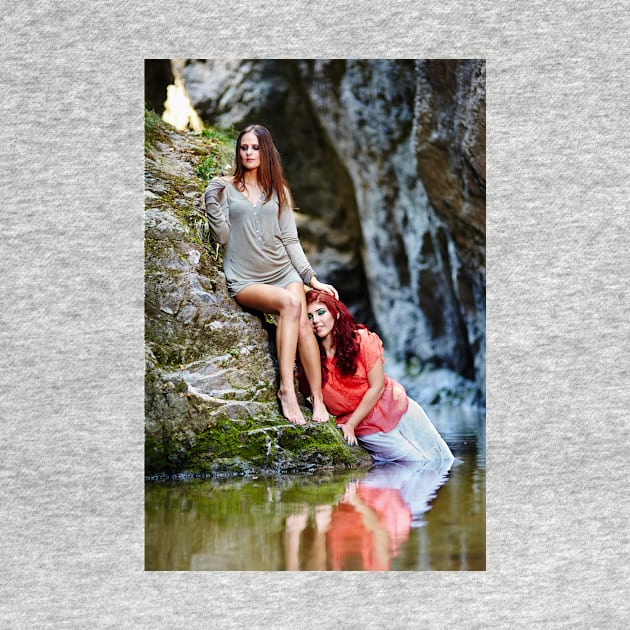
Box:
358, 399, 454, 464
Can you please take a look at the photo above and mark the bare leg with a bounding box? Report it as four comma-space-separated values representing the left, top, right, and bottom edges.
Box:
306, 505, 332, 570
285, 283, 330, 423
235, 283, 305, 425
284, 508, 308, 571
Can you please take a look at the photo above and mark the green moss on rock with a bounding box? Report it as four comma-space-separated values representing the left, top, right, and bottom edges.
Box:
145, 415, 371, 476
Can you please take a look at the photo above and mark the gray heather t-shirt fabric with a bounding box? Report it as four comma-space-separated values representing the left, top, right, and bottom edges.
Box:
204, 177, 315, 296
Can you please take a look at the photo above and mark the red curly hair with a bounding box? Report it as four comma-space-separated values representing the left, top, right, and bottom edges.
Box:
306, 290, 366, 377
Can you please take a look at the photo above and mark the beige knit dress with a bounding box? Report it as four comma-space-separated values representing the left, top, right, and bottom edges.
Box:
204, 178, 315, 297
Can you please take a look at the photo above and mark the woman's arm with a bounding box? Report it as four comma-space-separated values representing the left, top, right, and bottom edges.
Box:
339, 360, 385, 446
340, 483, 390, 568
203, 179, 230, 245
278, 208, 338, 297
277, 204, 316, 282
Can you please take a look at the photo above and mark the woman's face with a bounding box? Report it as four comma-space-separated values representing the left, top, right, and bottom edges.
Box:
307, 301, 336, 339
239, 132, 261, 171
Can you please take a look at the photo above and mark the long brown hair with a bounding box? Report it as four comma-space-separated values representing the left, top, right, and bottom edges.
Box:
233, 124, 292, 213
306, 290, 367, 377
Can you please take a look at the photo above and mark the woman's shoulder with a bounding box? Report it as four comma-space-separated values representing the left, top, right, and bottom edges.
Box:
206, 176, 236, 194
356, 327, 380, 341
210, 175, 237, 184
356, 328, 384, 360
206, 176, 226, 189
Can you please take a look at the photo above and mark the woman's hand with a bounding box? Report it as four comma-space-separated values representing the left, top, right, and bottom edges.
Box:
340, 423, 358, 446
341, 481, 359, 504
310, 277, 339, 300
338, 362, 385, 447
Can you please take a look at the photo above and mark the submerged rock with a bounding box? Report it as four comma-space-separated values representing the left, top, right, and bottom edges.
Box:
144, 112, 371, 476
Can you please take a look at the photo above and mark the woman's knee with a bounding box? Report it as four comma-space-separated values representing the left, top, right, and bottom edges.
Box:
280, 292, 302, 320
297, 313, 314, 340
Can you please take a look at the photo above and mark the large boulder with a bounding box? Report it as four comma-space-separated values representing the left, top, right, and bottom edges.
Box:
144, 111, 371, 475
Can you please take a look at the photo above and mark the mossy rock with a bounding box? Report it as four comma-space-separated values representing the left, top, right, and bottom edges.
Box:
145, 415, 372, 477
144, 110, 371, 477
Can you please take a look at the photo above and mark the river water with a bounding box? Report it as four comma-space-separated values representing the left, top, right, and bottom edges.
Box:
145, 405, 485, 571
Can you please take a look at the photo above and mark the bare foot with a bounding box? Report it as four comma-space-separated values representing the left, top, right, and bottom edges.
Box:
278, 388, 306, 425
311, 395, 330, 423
314, 505, 332, 533
285, 507, 309, 570
286, 508, 309, 534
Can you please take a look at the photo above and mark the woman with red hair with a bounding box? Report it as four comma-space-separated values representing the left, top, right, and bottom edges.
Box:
305, 290, 454, 463
204, 125, 337, 425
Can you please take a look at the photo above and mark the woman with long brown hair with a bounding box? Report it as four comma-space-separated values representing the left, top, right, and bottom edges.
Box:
304, 290, 454, 463
204, 124, 337, 425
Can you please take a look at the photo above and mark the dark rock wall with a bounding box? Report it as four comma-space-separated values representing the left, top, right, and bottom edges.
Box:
414, 60, 486, 392
155, 58, 485, 404
144, 59, 173, 115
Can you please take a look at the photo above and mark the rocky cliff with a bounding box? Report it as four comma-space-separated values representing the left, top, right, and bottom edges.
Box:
144, 111, 371, 476
171, 59, 486, 404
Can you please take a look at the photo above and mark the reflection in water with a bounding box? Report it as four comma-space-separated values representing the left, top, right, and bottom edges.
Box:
285, 460, 452, 571
145, 405, 485, 571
